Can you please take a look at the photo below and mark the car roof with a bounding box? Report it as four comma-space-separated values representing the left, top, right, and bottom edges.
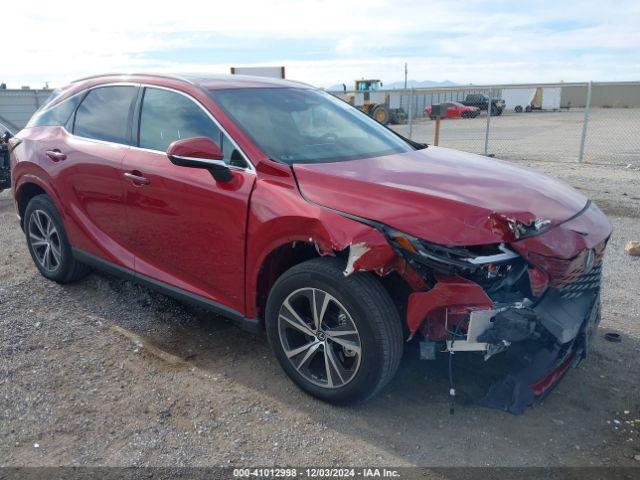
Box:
71, 73, 313, 90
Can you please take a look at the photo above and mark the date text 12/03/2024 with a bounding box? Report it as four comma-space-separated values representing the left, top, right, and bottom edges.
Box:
233, 468, 401, 478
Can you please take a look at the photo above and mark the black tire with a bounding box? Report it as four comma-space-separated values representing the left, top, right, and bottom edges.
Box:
514, 105, 523, 113
265, 257, 403, 404
490, 105, 499, 116
24, 194, 90, 283
525, 105, 532, 113
371, 105, 390, 125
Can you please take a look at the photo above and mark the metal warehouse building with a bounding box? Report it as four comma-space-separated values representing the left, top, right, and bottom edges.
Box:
1, 81, 639, 132
0, 87, 52, 132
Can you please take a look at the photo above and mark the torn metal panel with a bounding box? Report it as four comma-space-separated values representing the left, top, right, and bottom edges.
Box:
511, 202, 612, 272
485, 211, 550, 241
343, 234, 400, 277
344, 243, 370, 276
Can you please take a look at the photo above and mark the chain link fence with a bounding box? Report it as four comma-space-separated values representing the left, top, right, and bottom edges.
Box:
331, 81, 640, 166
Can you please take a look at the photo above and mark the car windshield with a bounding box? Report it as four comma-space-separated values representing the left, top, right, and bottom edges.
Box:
209, 88, 414, 164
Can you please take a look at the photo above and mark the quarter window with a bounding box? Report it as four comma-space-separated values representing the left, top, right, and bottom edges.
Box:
27, 93, 83, 128
74, 86, 137, 144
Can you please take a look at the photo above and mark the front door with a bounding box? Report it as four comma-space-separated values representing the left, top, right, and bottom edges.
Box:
122, 86, 255, 313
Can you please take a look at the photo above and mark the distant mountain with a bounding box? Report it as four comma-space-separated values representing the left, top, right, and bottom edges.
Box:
326, 80, 458, 91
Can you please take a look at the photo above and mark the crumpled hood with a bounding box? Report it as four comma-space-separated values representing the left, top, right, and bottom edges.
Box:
293, 146, 588, 245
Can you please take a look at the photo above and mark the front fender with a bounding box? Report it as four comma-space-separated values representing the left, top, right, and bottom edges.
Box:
244, 173, 399, 318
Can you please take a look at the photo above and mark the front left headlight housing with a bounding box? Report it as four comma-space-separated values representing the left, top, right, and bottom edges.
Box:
386, 229, 525, 290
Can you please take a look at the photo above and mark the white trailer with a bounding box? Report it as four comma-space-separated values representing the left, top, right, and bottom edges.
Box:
501, 86, 562, 112
501, 88, 536, 112
541, 87, 561, 110
230, 66, 286, 79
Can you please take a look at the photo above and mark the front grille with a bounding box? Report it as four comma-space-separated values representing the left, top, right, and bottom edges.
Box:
557, 262, 602, 299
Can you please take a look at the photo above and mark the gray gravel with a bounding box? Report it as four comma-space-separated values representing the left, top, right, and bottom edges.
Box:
1, 158, 639, 467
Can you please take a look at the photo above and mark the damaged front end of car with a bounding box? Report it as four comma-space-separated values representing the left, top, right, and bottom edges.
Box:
377, 201, 612, 414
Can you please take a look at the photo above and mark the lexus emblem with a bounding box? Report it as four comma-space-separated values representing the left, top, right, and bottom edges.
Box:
584, 249, 596, 272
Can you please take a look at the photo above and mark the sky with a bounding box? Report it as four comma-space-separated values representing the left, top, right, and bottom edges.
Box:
4, 0, 639, 89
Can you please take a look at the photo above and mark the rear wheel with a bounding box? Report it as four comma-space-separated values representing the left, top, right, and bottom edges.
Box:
265, 257, 403, 403
514, 105, 523, 113
24, 194, 89, 283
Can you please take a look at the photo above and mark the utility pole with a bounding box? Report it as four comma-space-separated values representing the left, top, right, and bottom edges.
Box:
404, 63, 408, 89
484, 88, 492, 156
578, 81, 592, 163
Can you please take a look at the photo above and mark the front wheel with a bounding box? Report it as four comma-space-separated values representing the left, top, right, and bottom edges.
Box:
265, 258, 403, 404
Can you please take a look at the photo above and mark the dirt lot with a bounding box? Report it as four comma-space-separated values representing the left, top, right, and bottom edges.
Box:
1, 157, 639, 468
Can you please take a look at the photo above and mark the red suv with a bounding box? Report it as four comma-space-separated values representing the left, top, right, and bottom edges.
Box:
9, 74, 611, 412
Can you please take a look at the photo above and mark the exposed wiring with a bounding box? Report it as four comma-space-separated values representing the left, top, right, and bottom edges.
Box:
447, 311, 464, 415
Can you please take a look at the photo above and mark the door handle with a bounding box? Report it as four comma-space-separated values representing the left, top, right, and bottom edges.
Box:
124, 171, 150, 185
45, 149, 66, 161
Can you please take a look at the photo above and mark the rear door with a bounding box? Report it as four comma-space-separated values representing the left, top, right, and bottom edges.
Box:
57, 85, 139, 268
122, 86, 255, 312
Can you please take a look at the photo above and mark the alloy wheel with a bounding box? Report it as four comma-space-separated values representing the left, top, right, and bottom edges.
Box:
28, 209, 62, 272
277, 287, 362, 389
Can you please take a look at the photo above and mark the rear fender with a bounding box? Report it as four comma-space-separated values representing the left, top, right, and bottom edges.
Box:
13, 170, 65, 227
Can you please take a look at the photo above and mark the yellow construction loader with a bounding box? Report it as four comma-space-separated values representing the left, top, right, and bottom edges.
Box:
346, 79, 406, 125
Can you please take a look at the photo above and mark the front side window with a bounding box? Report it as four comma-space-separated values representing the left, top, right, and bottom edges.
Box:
138, 88, 246, 168
74, 86, 137, 144
209, 88, 414, 164
138, 88, 215, 151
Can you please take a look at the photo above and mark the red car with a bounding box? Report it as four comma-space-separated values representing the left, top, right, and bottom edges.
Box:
425, 101, 480, 119
9, 74, 611, 412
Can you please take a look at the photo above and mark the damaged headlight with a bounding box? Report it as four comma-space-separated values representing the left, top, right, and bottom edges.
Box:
387, 229, 525, 289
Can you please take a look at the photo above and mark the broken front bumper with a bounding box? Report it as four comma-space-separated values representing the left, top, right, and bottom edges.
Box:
405, 233, 608, 413
408, 272, 603, 413
480, 288, 601, 414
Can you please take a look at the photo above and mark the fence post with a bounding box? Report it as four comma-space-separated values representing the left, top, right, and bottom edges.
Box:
408, 88, 414, 139
578, 81, 592, 163
484, 88, 491, 156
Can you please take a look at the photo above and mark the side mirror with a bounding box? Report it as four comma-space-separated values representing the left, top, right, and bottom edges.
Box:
166, 136, 233, 183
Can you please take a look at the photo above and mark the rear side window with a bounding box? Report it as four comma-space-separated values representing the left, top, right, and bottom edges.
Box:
138, 88, 221, 152
27, 93, 83, 128
74, 86, 137, 144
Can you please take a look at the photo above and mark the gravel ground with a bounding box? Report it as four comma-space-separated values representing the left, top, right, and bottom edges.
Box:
392, 108, 640, 166
1, 157, 639, 468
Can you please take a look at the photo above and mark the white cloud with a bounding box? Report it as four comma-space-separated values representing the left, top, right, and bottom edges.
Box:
3, 0, 639, 88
